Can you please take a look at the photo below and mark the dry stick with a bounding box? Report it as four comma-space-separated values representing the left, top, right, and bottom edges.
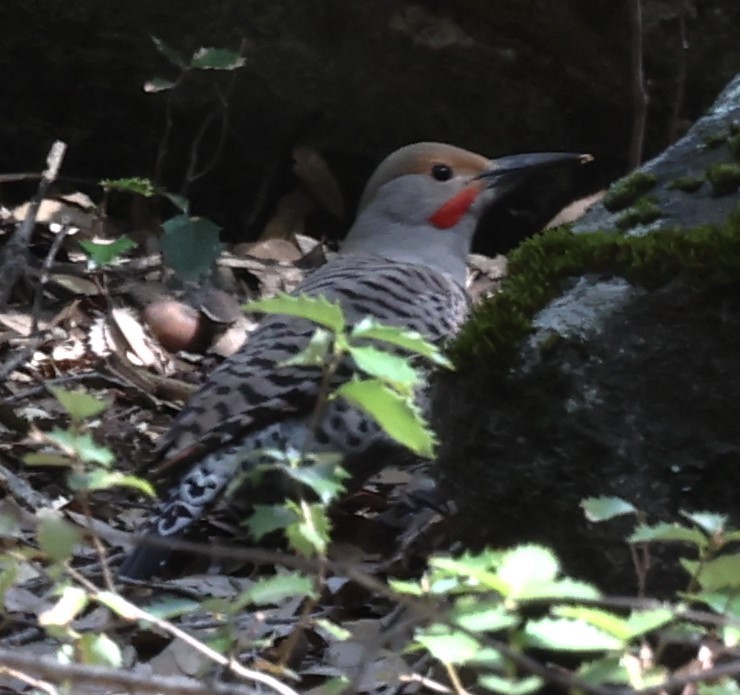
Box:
0, 665, 59, 695
0, 648, 265, 695
67, 565, 301, 695
30, 223, 72, 334
0, 140, 67, 307
627, 0, 648, 170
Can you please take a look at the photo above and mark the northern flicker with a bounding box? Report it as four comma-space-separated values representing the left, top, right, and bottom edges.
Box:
119, 142, 587, 579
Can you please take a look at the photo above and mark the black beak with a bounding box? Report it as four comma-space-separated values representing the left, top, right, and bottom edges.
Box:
473, 152, 593, 256
477, 152, 593, 190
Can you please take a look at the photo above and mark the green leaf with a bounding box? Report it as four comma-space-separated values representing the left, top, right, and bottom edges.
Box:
629, 522, 707, 548
0, 564, 18, 605
691, 554, 740, 591
161, 214, 222, 281
316, 618, 352, 641
190, 47, 246, 70
46, 429, 114, 467
79, 236, 138, 267
95, 591, 143, 621
623, 608, 674, 638
336, 379, 435, 457
577, 655, 632, 686
553, 606, 672, 641
699, 681, 740, 695
691, 590, 740, 620
351, 318, 452, 367
151, 36, 186, 67
285, 502, 331, 556
138, 596, 200, 621
308, 676, 352, 695
348, 345, 421, 390
581, 496, 636, 522
243, 573, 315, 606
681, 510, 728, 536
246, 505, 299, 541
430, 556, 508, 593
77, 633, 122, 667
416, 625, 481, 664
388, 579, 425, 596
37, 512, 81, 562
245, 294, 345, 333
524, 617, 623, 651
498, 545, 562, 599
452, 600, 518, 632
283, 328, 332, 367
48, 387, 109, 422
144, 76, 176, 93
39, 586, 88, 627
23, 452, 75, 467
281, 460, 348, 504
67, 470, 155, 496
478, 674, 543, 695
101, 177, 157, 197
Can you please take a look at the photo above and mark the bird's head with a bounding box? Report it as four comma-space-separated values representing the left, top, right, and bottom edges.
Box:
343, 142, 590, 282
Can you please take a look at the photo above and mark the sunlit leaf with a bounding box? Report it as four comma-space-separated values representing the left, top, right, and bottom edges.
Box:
39, 587, 88, 626
478, 674, 543, 695
101, 177, 157, 197
681, 510, 728, 536
46, 429, 114, 467
190, 47, 245, 70
581, 496, 636, 522
348, 345, 421, 390
144, 76, 176, 93
283, 328, 332, 367
336, 378, 435, 457
246, 505, 298, 541
243, 573, 315, 606
67, 470, 155, 496
79, 236, 137, 267
48, 386, 109, 422
524, 617, 622, 651
77, 633, 122, 667
245, 294, 345, 333
351, 318, 452, 367
285, 502, 330, 556
281, 460, 348, 504
416, 625, 480, 664
629, 522, 707, 548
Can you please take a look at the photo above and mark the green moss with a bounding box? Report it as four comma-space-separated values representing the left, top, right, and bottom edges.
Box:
667, 175, 705, 193
728, 132, 740, 162
602, 171, 658, 212
451, 208, 740, 373
706, 162, 740, 196
702, 133, 727, 150
616, 196, 662, 230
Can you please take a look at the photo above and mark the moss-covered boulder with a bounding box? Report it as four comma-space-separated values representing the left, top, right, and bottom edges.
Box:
434, 72, 740, 594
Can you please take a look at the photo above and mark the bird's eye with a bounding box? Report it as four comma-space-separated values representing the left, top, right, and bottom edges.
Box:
431, 163, 453, 181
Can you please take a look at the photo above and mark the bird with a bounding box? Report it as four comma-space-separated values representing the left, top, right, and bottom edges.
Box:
119, 142, 588, 579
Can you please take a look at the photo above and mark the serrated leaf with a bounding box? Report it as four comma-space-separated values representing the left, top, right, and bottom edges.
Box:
351, 318, 452, 367
23, 452, 75, 467
629, 522, 707, 548
243, 573, 315, 606
161, 214, 222, 281
578, 655, 631, 686
692, 554, 740, 591
245, 294, 345, 333
498, 545, 559, 599
79, 236, 137, 267
101, 177, 156, 197
285, 502, 330, 556
282, 328, 332, 367
553, 606, 671, 641
430, 556, 507, 593
67, 470, 155, 496
336, 378, 435, 457
190, 47, 245, 70
478, 674, 543, 695
281, 461, 348, 504
581, 496, 636, 522
416, 626, 481, 664
388, 579, 425, 596
47, 429, 114, 467
144, 76, 176, 93
77, 633, 122, 667
452, 601, 518, 632
524, 617, 622, 651
246, 505, 299, 541
151, 36, 186, 67
37, 512, 80, 562
681, 510, 728, 535
48, 386, 109, 422
348, 345, 421, 390
39, 586, 88, 626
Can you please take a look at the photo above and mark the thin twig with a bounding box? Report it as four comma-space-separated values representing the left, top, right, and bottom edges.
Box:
0, 140, 67, 307
0, 665, 59, 695
31, 223, 72, 334
627, 0, 648, 170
